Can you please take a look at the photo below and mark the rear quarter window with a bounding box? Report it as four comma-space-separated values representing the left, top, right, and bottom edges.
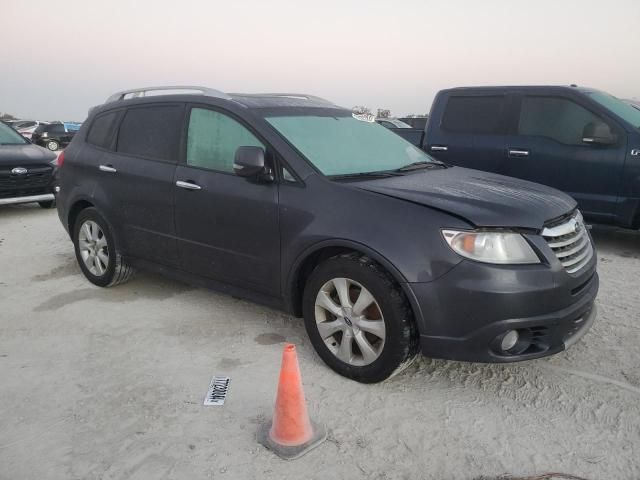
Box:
87, 111, 121, 150
116, 105, 184, 161
441, 95, 505, 134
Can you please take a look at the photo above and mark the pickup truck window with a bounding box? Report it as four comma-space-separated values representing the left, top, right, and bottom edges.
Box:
187, 108, 264, 173
266, 114, 434, 176
586, 91, 640, 129
518, 96, 603, 145
442, 96, 505, 134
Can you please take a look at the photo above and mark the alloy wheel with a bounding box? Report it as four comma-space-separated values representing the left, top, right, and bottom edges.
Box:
78, 220, 109, 276
314, 277, 386, 366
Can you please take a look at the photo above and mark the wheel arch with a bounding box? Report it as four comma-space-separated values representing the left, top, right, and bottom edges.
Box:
285, 240, 424, 330
67, 198, 95, 236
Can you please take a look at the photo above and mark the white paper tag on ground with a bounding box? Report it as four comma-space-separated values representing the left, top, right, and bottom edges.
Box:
204, 376, 230, 406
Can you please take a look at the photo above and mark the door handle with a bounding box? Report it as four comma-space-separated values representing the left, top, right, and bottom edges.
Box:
508, 149, 530, 157
430, 145, 448, 152
99, 164, 117, 173
176, 180, 201, 190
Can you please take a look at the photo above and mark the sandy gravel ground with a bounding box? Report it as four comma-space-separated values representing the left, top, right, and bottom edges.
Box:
0, 204, 638, 480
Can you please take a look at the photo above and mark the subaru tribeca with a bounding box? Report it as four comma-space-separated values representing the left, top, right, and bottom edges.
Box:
55, 86, 598, 383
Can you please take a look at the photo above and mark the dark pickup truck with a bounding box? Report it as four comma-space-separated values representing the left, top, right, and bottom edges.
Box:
399, 86, 640, 229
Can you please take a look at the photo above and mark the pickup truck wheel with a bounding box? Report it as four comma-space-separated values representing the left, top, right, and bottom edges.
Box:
73, 208, 135, 287
38, 200, 55, 209
303, 254, 418, 383
46, 140, 59, 151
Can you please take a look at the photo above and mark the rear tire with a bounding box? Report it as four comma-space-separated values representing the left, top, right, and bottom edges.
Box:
46, 140, 59, 151
73, 208, 135, 287
38, 200, 55, 209
302, 253, 418, 383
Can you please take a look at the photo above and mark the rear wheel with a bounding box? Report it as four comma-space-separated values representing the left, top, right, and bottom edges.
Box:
73, 208, 135, 287
303, 254, 418, 383
46, 140, 59, 151
38, 200, 55, 209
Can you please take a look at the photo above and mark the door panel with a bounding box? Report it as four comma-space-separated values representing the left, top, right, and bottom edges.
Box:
100, 151, 178, 264
504, 95, 626, 219
174, 168, 280, 294
425, 94, 508, 172
174, 106, 280, 295
100, 103, 185, 265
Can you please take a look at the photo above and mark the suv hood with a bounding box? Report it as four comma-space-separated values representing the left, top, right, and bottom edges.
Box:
0, 144, 57, 166
355, 167, 576, 230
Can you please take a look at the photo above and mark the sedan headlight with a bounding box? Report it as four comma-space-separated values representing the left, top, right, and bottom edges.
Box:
442, 230, 540, 264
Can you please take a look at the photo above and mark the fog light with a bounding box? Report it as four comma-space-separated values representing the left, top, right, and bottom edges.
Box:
501, 330, 519, 351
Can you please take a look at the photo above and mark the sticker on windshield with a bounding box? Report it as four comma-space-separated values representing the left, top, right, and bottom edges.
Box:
352, 112, 376, 123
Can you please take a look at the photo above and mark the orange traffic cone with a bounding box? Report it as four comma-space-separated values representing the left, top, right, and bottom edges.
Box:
258, 344, 326, 460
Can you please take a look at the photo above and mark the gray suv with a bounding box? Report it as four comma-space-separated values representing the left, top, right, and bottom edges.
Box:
55, 86, 598, 383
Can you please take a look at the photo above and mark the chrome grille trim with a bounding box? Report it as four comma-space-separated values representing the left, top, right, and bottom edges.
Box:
542, 211, 593, 275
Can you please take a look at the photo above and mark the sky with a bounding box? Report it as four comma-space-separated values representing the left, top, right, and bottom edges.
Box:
1, 0, 639, 121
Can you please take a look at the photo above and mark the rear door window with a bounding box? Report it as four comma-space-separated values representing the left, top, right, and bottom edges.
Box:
518, 96, 605, 145
87, 111, 121, 150
186, 108, 264, 173
442, 96, 506, 134
117, 105, 184, 161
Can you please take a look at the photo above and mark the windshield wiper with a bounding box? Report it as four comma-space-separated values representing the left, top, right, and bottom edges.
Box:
396, 160, 447, 172
329, 170, 404, 180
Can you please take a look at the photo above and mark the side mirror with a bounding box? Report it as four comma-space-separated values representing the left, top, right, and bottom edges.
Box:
582, 122, 615, 145
234, 146, 269, 178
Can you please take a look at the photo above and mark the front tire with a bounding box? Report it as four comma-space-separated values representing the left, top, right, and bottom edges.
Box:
46, 140, 59, 151
302, 254, 418, 383
73, 208, 135, 287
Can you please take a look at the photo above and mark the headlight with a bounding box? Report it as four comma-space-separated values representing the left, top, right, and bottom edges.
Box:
442, 230, 540, 264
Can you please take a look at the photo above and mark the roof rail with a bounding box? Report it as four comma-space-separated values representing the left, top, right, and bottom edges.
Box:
105, 86, 231, 103
231, 92, 336, 106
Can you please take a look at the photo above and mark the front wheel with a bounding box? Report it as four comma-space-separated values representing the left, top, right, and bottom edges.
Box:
46, 140, 59, 151
73, 208, 135, 287
302, 254, 418, 383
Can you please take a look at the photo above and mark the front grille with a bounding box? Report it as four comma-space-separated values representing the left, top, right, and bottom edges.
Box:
542, 211, 593, 275
0, 165, 54, 193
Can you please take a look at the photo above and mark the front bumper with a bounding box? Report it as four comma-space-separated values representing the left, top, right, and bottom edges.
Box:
0, 193, 55, 206
407, 257, 599, 363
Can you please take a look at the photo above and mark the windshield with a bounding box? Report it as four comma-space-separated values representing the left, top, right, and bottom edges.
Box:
266, 114, 435, 176
0, 122, 28, 145
585, 91, 640, 129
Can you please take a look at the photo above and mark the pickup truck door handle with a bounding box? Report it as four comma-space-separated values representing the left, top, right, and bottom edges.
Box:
99, 164, 117, 173
176, 180, 201, 190
430, 145, 448, 152
508, 149, 530, 157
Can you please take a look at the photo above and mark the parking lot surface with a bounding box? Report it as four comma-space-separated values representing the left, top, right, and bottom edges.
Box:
1, 204, 639, 480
